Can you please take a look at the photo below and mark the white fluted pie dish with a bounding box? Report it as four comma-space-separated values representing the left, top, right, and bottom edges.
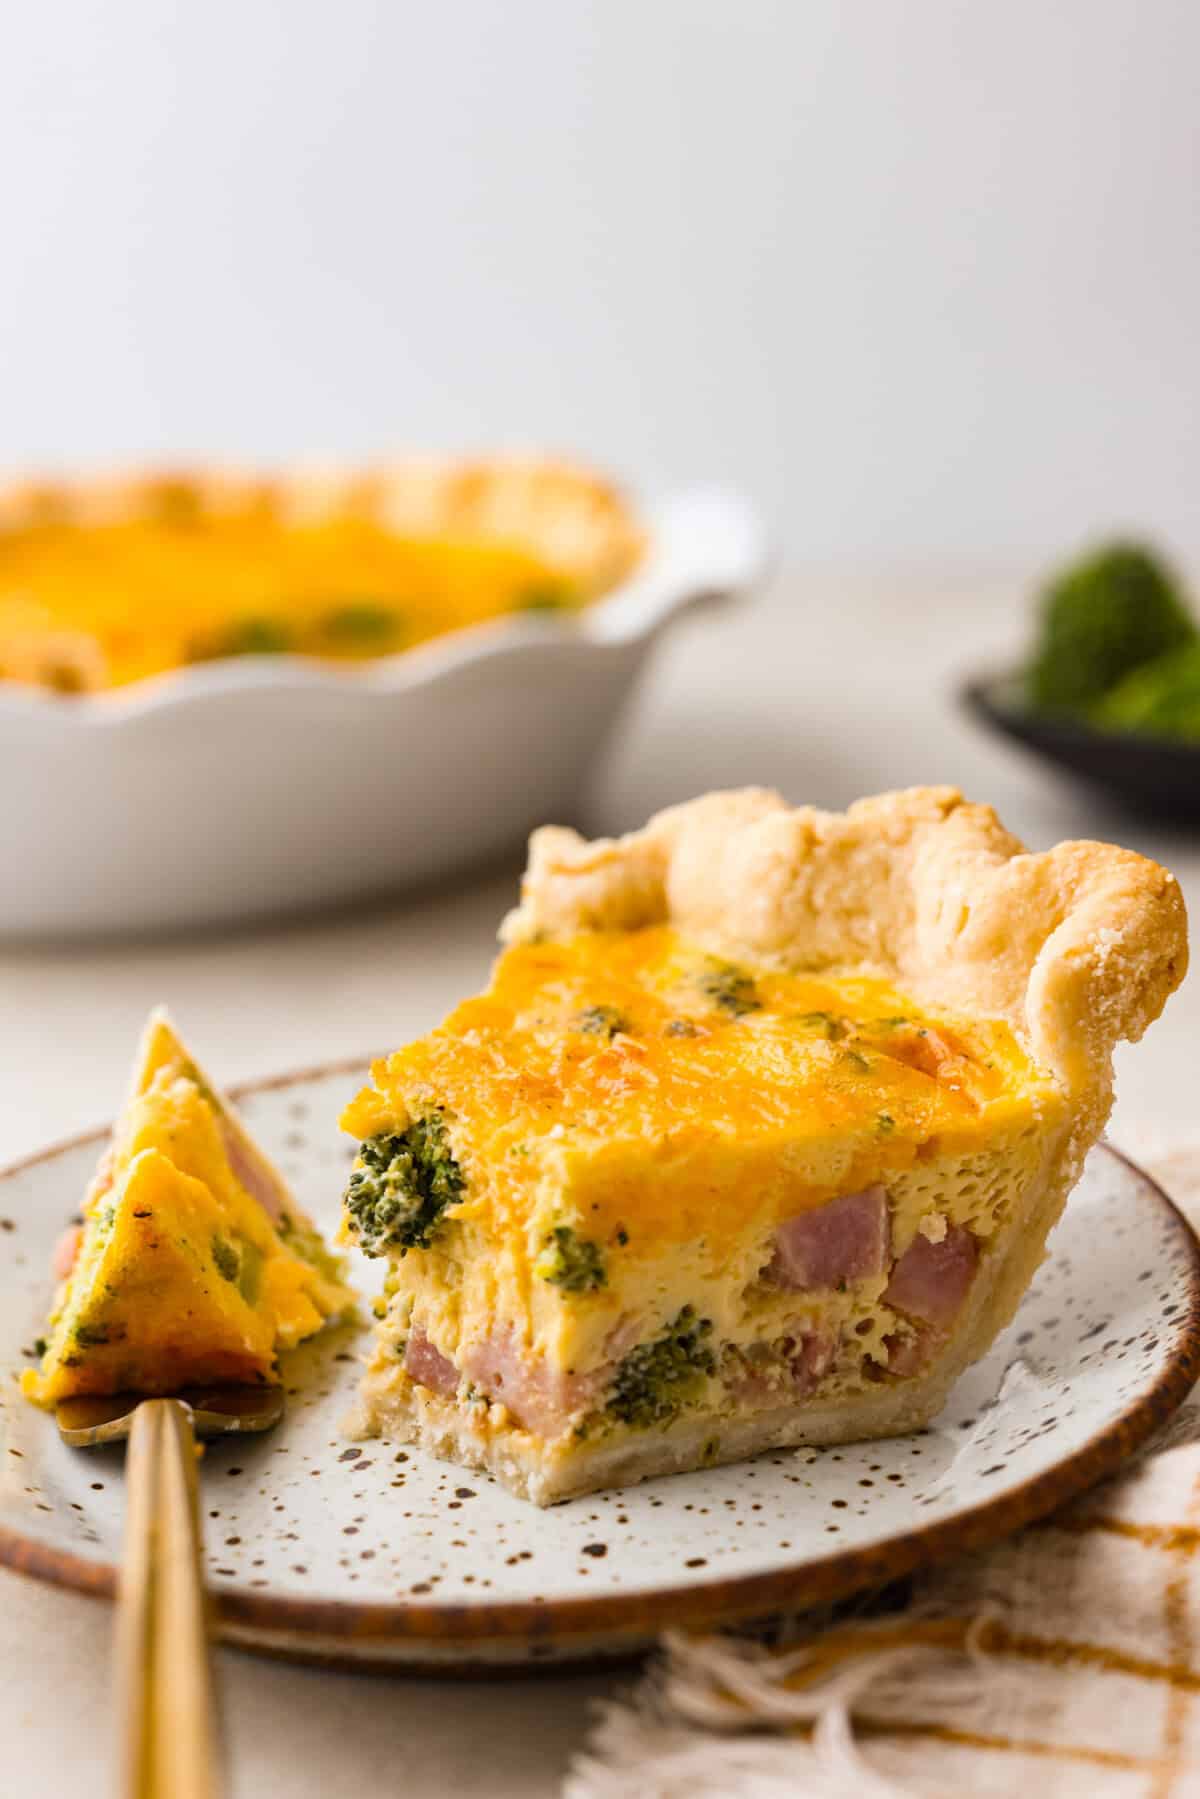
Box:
0, 486, 764, 937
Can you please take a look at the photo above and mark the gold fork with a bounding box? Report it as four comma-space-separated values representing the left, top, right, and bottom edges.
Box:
57, 1387, 285, 1799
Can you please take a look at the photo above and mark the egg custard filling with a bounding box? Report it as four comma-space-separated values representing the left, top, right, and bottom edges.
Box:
23, 1011, 355, 1406
341, 788, 1186, 1504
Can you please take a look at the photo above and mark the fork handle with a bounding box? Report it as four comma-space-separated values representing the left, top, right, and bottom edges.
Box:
115, 1400, 225, 1799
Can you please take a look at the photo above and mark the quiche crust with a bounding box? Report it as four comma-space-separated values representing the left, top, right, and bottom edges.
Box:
504, 785, 1186, 1141
0, 457, 642, 594
344, 788, 1186, 1503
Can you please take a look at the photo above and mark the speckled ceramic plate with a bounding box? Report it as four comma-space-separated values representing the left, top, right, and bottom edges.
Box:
2, 1064, 1199, 1673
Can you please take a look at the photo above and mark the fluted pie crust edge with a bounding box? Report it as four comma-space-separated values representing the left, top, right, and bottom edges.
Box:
0, 455, 645, 599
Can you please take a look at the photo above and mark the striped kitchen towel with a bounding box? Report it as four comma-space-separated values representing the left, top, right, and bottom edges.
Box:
567, 1145, 1200, 1799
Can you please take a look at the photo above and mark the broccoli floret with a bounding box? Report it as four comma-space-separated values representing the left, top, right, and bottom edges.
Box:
211, 1235, 240, 1283
572, 1005, 626, 1039
212, 1230, 266, 1302
1092, 641, 1200, 741
795, 1011, 848, 1040
316, 603, 403, 651
536, 1226, 607, 1292
698, 962, 760, 1017
73, 1322, 112, 1348
209, 1234, 264, 1305
189, 616, 293, 661
606, 1306, 715, 1428
238, 1241, 264, 1305
344, 1115, 465, 1257
1026, 542, 1195, 713
518, 580, 576, 613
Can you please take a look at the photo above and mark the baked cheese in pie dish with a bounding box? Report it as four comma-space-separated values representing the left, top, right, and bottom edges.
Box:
341, 786, 1188, 1504
23, 1011, 354, 1405
0, 458, 643, 693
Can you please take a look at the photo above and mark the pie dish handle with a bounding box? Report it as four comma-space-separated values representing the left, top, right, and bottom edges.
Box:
586, 486, 770, 645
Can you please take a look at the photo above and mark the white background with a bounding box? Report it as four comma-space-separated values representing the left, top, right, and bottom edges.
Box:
2, 0, 1197, 563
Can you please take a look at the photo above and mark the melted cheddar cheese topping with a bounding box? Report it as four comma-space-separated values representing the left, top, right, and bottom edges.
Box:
344, 926, 1054, 1263
0, 511, 588, 693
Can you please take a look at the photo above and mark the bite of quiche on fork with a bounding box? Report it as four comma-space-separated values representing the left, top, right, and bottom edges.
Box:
340, 788, 1187, 1504
23, 1010, 354, 1406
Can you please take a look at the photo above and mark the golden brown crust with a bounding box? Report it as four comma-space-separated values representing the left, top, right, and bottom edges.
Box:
0, 456, 644, 597
502, 785, 1188, 1112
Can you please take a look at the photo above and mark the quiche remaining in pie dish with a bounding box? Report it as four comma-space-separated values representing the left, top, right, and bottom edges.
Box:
23, 1011, 354, 1405
340, 787, 1187, 1504
0, 458, 643, 693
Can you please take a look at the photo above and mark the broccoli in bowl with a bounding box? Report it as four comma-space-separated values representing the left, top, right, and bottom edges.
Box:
1020, 540, 1200, 742
1025, 542, 1195, 717
1092, 643, 1200, 743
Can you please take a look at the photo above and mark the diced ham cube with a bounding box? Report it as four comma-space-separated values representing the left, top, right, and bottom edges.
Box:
881, 1025, 962, 1079
770, 1187, 890, 1292
724, 1357, 780, 1405
789, 1330, 837, 1398
883, 1327, 940, 1378
726, 1329, 837, 1405
52, 1224, 83, 1281
84, 1148, 115, 1212
460, 1327, 603, 1438
219, 1118, 287, 1223
404, 1327, 460, 1399
883, 1224, 978, 1329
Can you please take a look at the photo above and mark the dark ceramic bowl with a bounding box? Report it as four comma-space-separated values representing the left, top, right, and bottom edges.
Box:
962, 671, 1200, 822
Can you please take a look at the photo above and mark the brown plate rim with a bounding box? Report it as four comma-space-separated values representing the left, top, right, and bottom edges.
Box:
1, 1064, 1198, 1656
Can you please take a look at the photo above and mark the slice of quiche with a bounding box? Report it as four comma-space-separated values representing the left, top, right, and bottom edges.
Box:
340, 788, 1187, 1504
23, 1010, 354, 1406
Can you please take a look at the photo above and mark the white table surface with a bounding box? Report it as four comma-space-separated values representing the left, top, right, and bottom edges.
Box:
2, 568, 1197, 1797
